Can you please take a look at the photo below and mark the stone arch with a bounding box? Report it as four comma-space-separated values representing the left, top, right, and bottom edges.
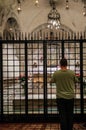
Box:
30, 23, 74, 39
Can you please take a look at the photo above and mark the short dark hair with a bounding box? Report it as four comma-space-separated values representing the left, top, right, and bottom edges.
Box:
60, 58, 67, 67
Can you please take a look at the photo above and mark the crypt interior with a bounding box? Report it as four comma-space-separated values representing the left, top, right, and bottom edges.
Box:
0, 0, 86, 129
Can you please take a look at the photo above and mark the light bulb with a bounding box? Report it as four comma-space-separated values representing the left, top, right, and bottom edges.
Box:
53, 21, 56, 26
66, 4, 69, 9
9, 27, 13, 31
17, 3, 22, 13
83, 11, 86, 16
66, 0, 69, 10
35, 0, 39, 7
83, 5, 86, 16
47, 24, 50, 28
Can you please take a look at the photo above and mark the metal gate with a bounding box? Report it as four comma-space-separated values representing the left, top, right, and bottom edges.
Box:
0, 32, 86, 122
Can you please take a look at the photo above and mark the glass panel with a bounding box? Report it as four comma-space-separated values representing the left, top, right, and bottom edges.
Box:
27, 43, 44, 114
64, 42, 80, 114
3, 43, 25, 114
3, 42, 44, 114
47, 42, 61, 114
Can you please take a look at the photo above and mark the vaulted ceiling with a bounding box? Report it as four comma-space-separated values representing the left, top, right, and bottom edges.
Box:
0, 0, 85, 36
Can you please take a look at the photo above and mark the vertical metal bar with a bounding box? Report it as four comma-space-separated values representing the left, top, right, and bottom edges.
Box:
62, 40, 64, 59
0, 40, 3, 120
24, 38, 28, 115
80, 39, 84, 115
43, 40, 47, 115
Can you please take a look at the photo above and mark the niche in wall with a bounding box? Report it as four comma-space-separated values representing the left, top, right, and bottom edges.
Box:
3, 17, 20, 38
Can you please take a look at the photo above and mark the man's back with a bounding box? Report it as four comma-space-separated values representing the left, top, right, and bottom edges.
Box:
52, 69, 77, 99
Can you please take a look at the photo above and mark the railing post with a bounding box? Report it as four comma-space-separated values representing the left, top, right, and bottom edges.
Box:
24, 38, 28, 115
0, 39, 3, 121
43, 40, 48, 116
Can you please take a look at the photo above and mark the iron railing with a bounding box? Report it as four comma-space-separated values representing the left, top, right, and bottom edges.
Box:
0, 32, 86, 122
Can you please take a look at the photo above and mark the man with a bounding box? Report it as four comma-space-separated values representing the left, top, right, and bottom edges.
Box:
50, 58, 79, 130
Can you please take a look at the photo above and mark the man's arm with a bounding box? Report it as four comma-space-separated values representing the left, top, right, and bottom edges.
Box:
75, 74, 80, 82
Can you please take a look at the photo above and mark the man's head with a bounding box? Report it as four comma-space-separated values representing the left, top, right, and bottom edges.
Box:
60, 58, 67, 67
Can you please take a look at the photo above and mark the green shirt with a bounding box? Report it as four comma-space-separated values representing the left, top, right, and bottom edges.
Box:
51, 69, 78, 99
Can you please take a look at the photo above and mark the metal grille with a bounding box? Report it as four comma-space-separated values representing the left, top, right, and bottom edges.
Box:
0, 32, 86, 122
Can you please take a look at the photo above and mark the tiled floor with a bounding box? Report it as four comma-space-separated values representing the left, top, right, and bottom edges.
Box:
0, 123, 85, 130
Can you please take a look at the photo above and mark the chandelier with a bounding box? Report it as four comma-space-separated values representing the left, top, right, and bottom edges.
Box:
47, 5, 60, 29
